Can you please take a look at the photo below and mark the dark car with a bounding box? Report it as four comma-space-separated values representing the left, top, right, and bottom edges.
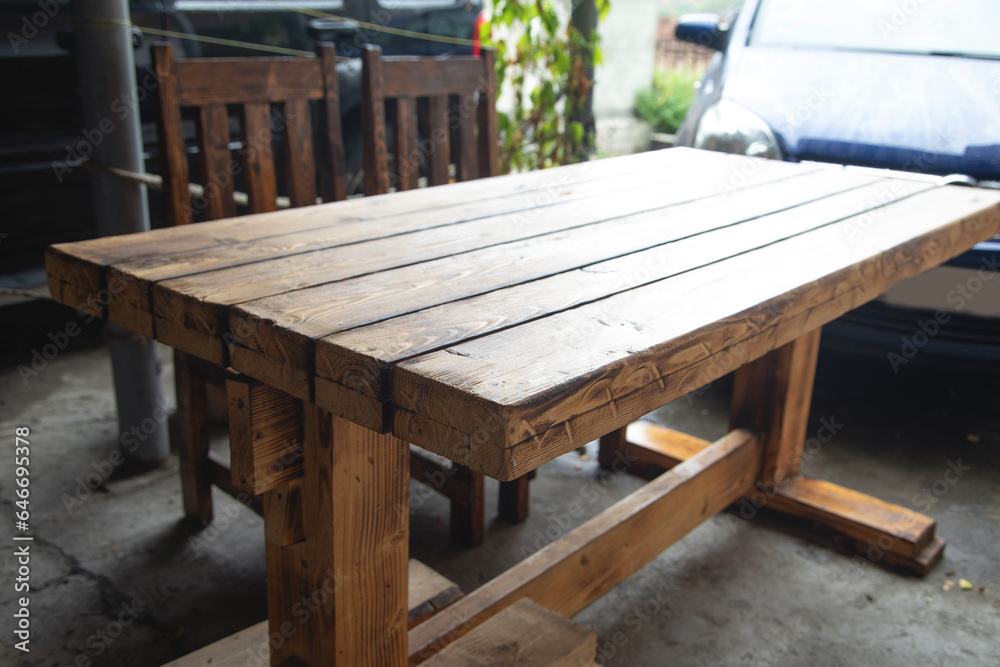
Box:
673, 0, 1000, 364
0, 0, 485, 272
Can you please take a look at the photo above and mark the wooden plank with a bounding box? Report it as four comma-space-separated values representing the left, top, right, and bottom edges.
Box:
196, 104, 237, 221
317, 43, 348, 203
455, 91, 478, 183
241, 102, 279, 214
424, 95, 451, 187
407, 559, 464, 628
173, 350, 213, 523
151, 43, 193, 227
174, 57, 324, 106
42, 147, 740, 302
731, 328, 822, 486
768, 477, 934, 558
230, 166, 863, 398
477, 50, 499, 179
407, 429, 761, 663
617, 420, 939, 566
392, 185, 1000, 479
265, 407, 408, 666
395, 96, 420, 191
362, 45, 391, 195
420, 599, 596, 667
621, 421, 712, 469
382, 56, 485, 99
263, 477, 303, 546
282, 98, 317, 208
315, 174, 915, 408
161, 560, 462, 667
226, 376, 303, 495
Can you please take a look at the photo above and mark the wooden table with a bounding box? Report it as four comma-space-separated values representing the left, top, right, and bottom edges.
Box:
46, 148, 1000, 665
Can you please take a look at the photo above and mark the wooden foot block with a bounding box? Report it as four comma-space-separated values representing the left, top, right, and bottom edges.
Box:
162, 560, 463, 667
619, 419, 944, 575
420, 599, 596, 667
768, 476, 935, 558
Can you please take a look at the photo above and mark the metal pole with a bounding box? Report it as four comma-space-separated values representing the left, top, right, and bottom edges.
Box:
71, 0, 169, 465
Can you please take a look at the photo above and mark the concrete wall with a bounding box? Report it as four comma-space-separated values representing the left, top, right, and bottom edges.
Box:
593, 0, 659, 119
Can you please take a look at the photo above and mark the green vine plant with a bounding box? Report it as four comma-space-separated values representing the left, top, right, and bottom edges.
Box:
486, 0, 611, 173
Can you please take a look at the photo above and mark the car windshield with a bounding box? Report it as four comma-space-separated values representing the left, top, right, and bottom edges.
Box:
749, 0, 1000, 59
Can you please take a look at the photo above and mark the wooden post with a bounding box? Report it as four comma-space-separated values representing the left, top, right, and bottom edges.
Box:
729, 327, 822, 488
265, 406, 409, 666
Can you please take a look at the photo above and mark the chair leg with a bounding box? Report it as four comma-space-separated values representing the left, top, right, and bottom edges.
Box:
174, 350, 213, 524
598, 426, 628, 470
498, 476, 530, 524
449, 466, 485, 548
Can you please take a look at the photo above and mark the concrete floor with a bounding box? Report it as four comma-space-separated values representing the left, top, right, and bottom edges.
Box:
1, 301, 999, 666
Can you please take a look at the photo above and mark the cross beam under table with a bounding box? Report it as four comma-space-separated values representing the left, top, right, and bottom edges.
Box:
243, 328, 942, 666
599, 327, 944, 576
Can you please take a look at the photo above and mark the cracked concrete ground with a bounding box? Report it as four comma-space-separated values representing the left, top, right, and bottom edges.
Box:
1, 300, 998, 666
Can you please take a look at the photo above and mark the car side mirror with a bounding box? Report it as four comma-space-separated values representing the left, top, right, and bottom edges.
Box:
675, 13, 729, 52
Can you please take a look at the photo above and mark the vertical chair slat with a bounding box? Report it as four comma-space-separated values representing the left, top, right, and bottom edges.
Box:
241, 102, 278, 214
152, 43, 193, 226
283, 98, 317, 208
394, 96, 419, 191
456, 91, 479, 182
424, 94, 451, 187
197, 103, 237, 220
361, 45, 391, 195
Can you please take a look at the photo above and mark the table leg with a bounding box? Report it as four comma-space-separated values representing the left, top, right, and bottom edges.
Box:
728, 327, 944, 574
264, 404, 409, 666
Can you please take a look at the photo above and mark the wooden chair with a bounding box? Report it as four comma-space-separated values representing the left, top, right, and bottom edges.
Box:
152, 42, 525, 546
359, 44, 532, 544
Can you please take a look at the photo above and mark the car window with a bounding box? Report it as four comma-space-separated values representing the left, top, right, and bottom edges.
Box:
749, 0, 1000, 59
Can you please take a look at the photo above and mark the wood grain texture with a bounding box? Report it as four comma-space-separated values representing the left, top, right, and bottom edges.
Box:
392, 185, 1000, 478
44, 147, 722, 311
152, 43, 193, 227
408, 429, 760, 662
227, 159, 820, 399
420, 599, 596, 667
173, 350, 213, 523
266, 407, 408, 666
283, 98, 318, 208
174, 56, 324, 106
731, 328, 822, 485
226, 376, 304, 495
315, 171, 892, 406
241, 101, 279, 214
362, 45, 391, 195
395, 96, 420, 191
196, 104, 237, 221
424, 95, 451, 187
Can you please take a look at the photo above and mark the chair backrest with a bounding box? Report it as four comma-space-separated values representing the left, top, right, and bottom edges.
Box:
360, 44, 499, 195
151, 42, 347, 226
